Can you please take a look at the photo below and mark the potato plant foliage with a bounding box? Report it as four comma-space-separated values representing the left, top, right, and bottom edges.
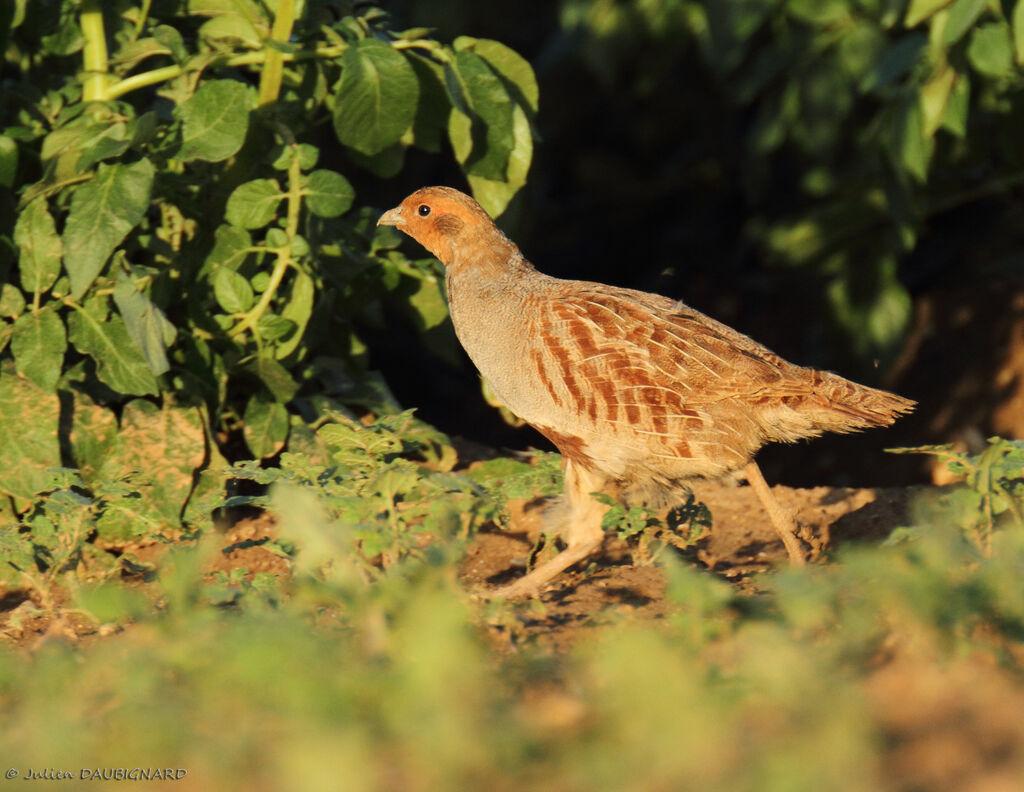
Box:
0, 0, 538, 585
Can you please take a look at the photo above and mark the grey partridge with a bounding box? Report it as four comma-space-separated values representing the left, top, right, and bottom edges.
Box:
378, 187, 915, 598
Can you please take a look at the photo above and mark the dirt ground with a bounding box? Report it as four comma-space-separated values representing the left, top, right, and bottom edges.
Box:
459, 478, 914, 647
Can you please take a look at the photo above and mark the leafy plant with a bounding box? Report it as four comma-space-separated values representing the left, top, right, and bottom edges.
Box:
597, 491, 712, 565
0, 1, 537, 582
890, 437, 1024, 553
225, 409, 487, 574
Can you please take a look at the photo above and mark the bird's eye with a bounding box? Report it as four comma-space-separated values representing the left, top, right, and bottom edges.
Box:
417, 204, 431, 217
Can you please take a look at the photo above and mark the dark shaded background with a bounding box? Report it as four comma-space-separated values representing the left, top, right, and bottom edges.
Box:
352, 1, 1024, 487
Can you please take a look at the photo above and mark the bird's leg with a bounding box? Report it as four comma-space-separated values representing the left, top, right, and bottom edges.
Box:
742, 460, 807, 566
488, 460, 609, 599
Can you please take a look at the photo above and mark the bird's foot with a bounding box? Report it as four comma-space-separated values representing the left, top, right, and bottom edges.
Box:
481, 536, 604, 600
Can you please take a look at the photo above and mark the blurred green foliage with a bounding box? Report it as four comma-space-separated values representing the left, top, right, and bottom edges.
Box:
891, 436, 1024, 552
2, 475, 1024, 790
545, 0, 1024, 370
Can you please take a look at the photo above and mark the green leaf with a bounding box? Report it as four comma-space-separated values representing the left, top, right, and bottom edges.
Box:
967, 23, 1013, 78
11, 309, 65, 391
787, 0, 849, 24
152, 24, 188, 63
175, 79, 251, 163
76, 134, 132, 173
304, 169, 355, 218
92, 399, 206, 536
1014, 0, 1024, 64
271, 143, 319, 171
456, 37, 539, 115
67, 301, 159, 396
198, 14, 262, 47
942, 0, 987, 45
466, 103, 533, 217
920, 64, 956, 136
256, 314, 296, 342
246, 354, 299, 402
905, 0, 952, 27
0, 135, 17, 188
940, 72, 969, 136
113, 276, 177, 377
14, 199, 62, 296
0, 284, 25, 319
243, 395, 289, 458
889, 96, 931, 181
203, 225, 252, 276
449, 50, 515, 181
333, 38, 419, 157
213, 268, 254, 313
68, 390, 118, 484
225, 178, 282, 228
408, 53, 450, 153
62, 159, 155, 299
0, 362, 61, 500
276, 270, 314, 360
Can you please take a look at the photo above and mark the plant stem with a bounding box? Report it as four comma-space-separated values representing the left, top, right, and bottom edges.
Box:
132, 0, 152, 40
257, 0, 298, 107
228, 254, 291, 339
229, 152, 304, 339
104, 44, 348, 101
80, 0, 111, 102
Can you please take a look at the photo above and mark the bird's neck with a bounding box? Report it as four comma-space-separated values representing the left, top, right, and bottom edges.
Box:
444, 228, 523, 281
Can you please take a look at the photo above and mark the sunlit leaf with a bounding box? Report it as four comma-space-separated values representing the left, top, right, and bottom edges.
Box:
905, 0, 953, 28
333, 39, 418, 157
456, 37, 539, 115
940, 71, 970, 136
14, 198, 62, 297
276, 270, 314, 360
0, 134, 17, 188
0, 284, 25, 319
203, 225, 252, 276
175, 79, 251, 162
113, 275, 177, 377
62, 159, 155, 299
0, 362, 60, 500
213, 268, 254, 314
942, 0, 987, 45
246, 354, 299, 402
67, 299, 159, 396
920, 64, 956, 136
10, 309, 65, 391
467, 103, 532, 217
448, 49, 514, 181
244, 395, 289, 457
967, 23, 1013, 78
304, 169, 355, 218
226, 179, 283, 228
1014, 0, 1024, 64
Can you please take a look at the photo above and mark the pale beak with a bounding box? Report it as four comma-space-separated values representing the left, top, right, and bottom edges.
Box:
377, 205, 405, 227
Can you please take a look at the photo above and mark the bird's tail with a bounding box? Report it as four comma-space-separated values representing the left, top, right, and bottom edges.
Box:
814, 371, 916, 431
759, 369, 914, 443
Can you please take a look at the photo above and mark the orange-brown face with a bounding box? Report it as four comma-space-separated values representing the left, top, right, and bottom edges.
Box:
377, 186, 493, 265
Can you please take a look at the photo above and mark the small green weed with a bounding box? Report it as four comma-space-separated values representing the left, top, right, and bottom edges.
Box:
890, 437, 1024, 554
597, 492, 712, 565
